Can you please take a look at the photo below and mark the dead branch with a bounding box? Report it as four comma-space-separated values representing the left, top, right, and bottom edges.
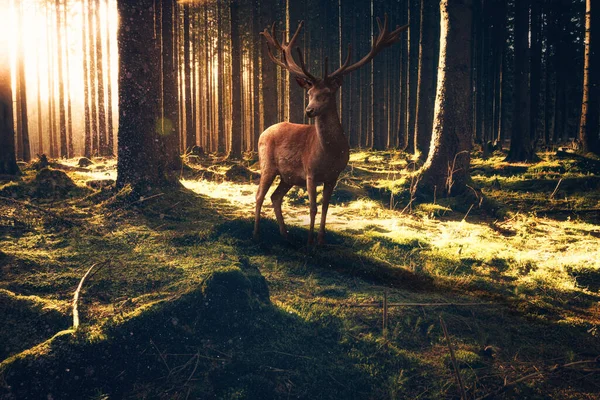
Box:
73, 261, 109, 329
440, 316, 468, 400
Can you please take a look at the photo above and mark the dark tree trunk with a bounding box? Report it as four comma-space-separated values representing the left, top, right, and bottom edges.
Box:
55, 0, 67, 158
530, 0, 542, 145
579, 0, 599, 154
229, 0, 242, 159
288, 0, 305, 123
415, 0, 438, 160
82, 0, 92, 157
96, 0, 107, 156
183, 3, 194, 150
252, 0, 261, 151
17, 4, 30, 162
261, 2, 278, 131
63, 1, 73, 157
162, 0, 181, 170
116, 0, 174, 190
419, 0, 473, 196
216, 1, 226, 154
506, 0, 537, 161
106, 0, 114, 156
0, 58, 20, 175
88, 0, 98, 156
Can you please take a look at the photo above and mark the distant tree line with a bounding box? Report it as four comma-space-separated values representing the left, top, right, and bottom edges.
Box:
1, 0, 598, 181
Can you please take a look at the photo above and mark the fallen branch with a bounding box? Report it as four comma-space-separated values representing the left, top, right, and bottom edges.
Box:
440, 316, 467, 400
475, 357, 600, 400
549, 178, 562, 199
72, 261, 109, 329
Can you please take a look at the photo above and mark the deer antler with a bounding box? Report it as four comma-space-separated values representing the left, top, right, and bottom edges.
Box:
261, 21, 318, 83
329, 14, 409, 80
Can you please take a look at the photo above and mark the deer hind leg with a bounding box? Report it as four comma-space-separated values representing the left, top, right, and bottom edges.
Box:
306, 177, 317, 245
254, 171, 276, 239
317, 182, 335, 245
271, 181, 293, 239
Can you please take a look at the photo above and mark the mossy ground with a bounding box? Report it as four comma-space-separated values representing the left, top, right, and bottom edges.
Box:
0, 150, 599, 399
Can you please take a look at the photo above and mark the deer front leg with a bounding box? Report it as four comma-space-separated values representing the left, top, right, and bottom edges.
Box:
317, 181, 335, 245
271, 181, 293, 239
306, 176, 317, 245
254, 172, 276, 240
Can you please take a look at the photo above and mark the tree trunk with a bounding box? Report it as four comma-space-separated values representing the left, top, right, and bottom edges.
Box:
106, 0, 115, 156
216, 1, 226, 154
419, 0, 473, 196
183, 3, 194, 150
261, 3, 278, 131
288, 0, 305, 124
88, 0, 98, 156
95, 0, 107, 156
82, 0, 92, 157
0, 43, 20, 175
16, 0, 30, 162
506, 0, 537, 162
414, 0, 437, 160
579, 0, 599, 154
530, 0, 542, 145
229, 0, 242, 159
117, 0, 174, 190
64, 1, 74, 157
54, 0, 67, 158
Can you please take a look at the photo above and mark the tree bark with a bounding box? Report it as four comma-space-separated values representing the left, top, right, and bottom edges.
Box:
55, 0, 67, 158
579, 0, 599, 154
229, 0, 243, 159
216, 1, 226, 154
415, 0, 437, 160
506, 0, 537, 162
82, 0, 92, 157
183, 3, 194, 150
116, 0, 174, 190
0, 41, 20, 175
419, 0, 473, 196
96, 0, 107, 156
88, 0, 98, 156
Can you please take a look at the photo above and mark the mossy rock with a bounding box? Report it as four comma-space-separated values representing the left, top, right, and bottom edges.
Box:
224, 165, 260, 183
85, 179, 115, 190
28, 168, 77, 198
77, 157, 94, 167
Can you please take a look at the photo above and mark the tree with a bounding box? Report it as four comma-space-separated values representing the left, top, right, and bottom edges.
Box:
229, 0, 242, 159
216, 1, 226, 154
96, 0, 108, 156
414, 0, 438, 160
506, 0, 537, 161
183, 3, 194, 151
55, 0, 67, 157
116, 0, 175, 190
161, 0, 181, 170
579, 0, 599, 154
82, 0, 92, 157
16, 0, 30, 162
419, 0, 473, 196
0, 40, 20, 176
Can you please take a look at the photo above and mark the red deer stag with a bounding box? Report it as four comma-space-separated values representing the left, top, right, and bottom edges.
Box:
254, 16, 408, 245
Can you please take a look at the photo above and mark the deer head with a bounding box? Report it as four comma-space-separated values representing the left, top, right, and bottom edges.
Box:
261, 16, 409, 118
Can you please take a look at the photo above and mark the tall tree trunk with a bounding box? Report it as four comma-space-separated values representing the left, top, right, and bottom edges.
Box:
216, 1, 226, 153
0, 39, 20, 175
16, 1, 30, 162
88, 0, 98, 156
36, 45, 43, 155
415, 0, 437, 160
116, 0, 174, 190
252, 0, 261, 151
287, 0, 305, 123
506, 0, 537, 161
183, 3, 194, 150
229, 0, 242, 159
106, 0, 114, 156
579, 0, 599, 154
64, 1, 74, 157
55, 0, 67, 158
46, 5, 57, 158
261, 2, 278, 131
161, 0, 180, 169
530, 0, 542, 145
82, 0, 92, 157
419, 0, 473, 196
405, 0, 420, 153
96, 0, 107, 156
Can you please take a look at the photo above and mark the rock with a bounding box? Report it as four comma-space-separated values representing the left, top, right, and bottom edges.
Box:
86, 179, 115, 189
224, 164, 260, 183
78, 157, 94, 167
29, 168, 77, 198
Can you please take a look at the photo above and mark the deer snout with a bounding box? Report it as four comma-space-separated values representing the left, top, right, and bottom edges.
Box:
305, 108, 315, 118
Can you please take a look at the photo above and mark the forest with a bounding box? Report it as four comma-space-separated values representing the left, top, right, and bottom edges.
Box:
0, 0, 599, 398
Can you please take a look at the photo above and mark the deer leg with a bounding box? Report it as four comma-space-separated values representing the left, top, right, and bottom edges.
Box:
317, 182, 335, 245
254, 172, 276, 239
271, 181, 293, 238
306, 177, 317, 245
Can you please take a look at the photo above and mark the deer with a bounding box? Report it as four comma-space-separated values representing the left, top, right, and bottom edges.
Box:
254, 15, 408, 246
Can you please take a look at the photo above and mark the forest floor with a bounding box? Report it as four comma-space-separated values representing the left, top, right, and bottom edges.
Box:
0, 149, 599, 399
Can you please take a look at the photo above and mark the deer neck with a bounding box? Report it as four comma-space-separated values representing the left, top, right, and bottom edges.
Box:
314, 103, 344, 151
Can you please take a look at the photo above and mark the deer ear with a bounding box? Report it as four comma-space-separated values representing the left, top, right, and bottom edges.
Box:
295, 77, 313, 90
329, 76, 343, 90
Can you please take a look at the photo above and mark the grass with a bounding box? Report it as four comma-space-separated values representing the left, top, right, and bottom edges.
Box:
0, 149, 599, 399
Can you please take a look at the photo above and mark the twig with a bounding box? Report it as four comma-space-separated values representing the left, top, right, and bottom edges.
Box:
440, 316, 467, 400
185, 352, 201, 386
462, 204, 475, 222
549, 178, 562, 199
72, 261, 108, 329
475, 357, 600, 400
150, 339, 172, 374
